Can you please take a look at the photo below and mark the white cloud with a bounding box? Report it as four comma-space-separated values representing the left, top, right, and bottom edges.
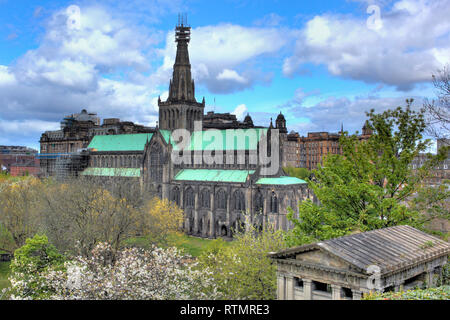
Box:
287, 93, 425, 135
284, 0, 450, 90
0, 5, 162, 147
157, 24, 291, 93
0, 119, 59, 134
231, 104, 248, 121
216, 69, 248, 84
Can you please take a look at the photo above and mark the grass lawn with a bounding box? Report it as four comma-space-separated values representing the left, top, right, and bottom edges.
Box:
0, 261, 11, 298
125, 232, 233, 257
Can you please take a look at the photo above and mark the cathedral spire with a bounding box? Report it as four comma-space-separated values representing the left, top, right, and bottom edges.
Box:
167, 15, 196, 103
158, 17, 204, 132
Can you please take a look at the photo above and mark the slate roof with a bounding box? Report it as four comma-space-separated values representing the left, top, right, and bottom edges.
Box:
80, 167, 140, 177
256, 176, 307, 185
174, 169, 255, 183
159, 128, 268, 151
88, 134, 153, 152
269, 225, 450, 275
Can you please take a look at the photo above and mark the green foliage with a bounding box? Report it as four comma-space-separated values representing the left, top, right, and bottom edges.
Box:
12, 234, 65, 274
6, 234, 65, 299
283, 167, 311, 180
287, 102, 447, 246
363, 286, 450, 300
197, 223, 286, 300
0, 223, 15, 254
440, 259, 450, 286
409, 179, 450, 233
0, 262, 10, 299
124, 232, 226, 257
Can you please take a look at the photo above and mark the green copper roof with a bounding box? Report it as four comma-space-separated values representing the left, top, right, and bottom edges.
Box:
80, 167, 140, 177
255, 176, 307, 185
88, 134, 153, 152
160, 128, 268, 151
174, 169, 255, 183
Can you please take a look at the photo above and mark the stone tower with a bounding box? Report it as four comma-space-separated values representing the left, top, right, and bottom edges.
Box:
275, 112, 288, 140
158, 17, 205, 131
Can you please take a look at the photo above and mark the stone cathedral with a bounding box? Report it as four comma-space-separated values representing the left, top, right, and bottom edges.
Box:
82, 20, 311, 239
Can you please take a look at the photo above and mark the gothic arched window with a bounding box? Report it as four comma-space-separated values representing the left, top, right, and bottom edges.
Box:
185, 187, 195, 208
157, 185, 162, 199
216, 189, 227, 210
150, 144, 163, 182
200, 188, 210, 208
171, 186, 180, 206
233, 190, 245, 212
270, 192, 278, 213
255, 191, 264, 213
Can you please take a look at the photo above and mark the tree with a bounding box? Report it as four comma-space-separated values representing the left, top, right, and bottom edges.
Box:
4, 234, 65, 300
409, 179, 450, 238
39, 177, 141, 258
283, 166, 311, 180
39, 177, 183, 259
6, 242, 218, 300
197, 222, 286, 300
0, 177, 42, 253
138, 197, 184, 245
286, 102, 447, 246
424, 65, 450, 139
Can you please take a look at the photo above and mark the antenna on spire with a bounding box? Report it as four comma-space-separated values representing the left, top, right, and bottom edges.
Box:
177, 12, 189, 27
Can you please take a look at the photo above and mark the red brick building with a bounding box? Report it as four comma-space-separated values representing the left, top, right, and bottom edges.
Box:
10, 159, 40, 176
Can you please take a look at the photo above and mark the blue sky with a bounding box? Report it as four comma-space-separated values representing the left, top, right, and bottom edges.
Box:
0, 0, 448, 150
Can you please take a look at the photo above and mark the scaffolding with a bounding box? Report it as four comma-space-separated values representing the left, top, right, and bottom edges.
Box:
38, 151, 89, 180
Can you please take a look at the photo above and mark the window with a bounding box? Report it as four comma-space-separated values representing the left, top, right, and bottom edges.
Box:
294, 277, 303, 288
255, 191, 264, 213
270, 192, 278, 213
150, 144, 163, 182
313, 281, 331, 293
200, 189, 210, 208
185, 187, 195, 208
233, 190, 245, 211
216, 189, 227, 210
171, 186, 180, 206
342, 287, 353, 298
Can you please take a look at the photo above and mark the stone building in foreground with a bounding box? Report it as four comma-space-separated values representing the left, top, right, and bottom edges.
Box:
269, 225, 449, 300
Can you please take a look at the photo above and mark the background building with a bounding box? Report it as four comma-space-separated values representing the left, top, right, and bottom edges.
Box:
0, 145, 38, 175
39, 109, 155, 178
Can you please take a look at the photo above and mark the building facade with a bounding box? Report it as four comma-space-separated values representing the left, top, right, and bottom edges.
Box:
80, 21, 311, 238
270, 225, 449, 300
294, 122, 373, 170
39, 109, 154, 177
0, 145, 38, 174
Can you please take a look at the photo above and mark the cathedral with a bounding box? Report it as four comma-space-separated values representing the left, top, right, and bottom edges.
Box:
82, 20, 311, 238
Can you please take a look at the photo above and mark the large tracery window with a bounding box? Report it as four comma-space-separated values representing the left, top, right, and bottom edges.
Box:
233, 190, 245, 212
171, 186, 180, 206
255, 191, 264, 213
200, 189, 210, 209
270, 191, 278, 213
216, 189, 227, 210
150, 144, 164, 182
185, 187, 195, 208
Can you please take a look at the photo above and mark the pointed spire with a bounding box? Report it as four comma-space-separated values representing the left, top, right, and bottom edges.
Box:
167, 18, 196, 103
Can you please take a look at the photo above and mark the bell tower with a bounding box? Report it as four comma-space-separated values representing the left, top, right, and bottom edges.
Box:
158, 15, 205, 131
